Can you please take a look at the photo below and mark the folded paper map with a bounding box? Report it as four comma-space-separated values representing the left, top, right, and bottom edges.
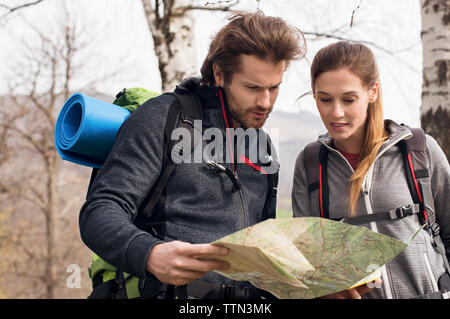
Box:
207, 217, 408, 299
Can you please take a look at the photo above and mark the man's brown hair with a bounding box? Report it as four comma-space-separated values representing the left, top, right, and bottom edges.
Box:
200, 11, 306, 86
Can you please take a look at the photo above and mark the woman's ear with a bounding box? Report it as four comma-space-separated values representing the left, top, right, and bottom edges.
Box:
213, 63, 224, 87
369, 82, 379, 103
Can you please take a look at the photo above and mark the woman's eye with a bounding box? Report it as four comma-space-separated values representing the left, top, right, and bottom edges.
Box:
344, 99, 355, 103
320, 99, 331, 103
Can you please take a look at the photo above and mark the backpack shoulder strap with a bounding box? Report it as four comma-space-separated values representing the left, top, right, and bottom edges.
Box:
262, 133, 279, 220
304, 141, 321, 193
303, 141, 330, 219
140, 81, 203, 219
399, 126, 449, 273
398, 126, 435, 225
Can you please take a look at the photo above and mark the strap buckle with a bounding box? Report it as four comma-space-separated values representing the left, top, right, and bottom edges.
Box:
115, 88, 126, 99
181, 117, 194, 127
394, 204, 414, 219
272, 186, 278, 198
430, 222, 441, 237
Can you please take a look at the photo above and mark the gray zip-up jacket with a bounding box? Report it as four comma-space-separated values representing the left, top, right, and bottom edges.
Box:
79, 81, 278, 295
292, 120, 449, 299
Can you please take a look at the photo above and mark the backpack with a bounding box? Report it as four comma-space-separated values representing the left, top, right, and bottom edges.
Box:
86, 77, 279, 299
303, 126, 450, 277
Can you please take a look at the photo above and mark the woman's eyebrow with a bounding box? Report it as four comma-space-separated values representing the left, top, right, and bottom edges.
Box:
316, 91, 358, 95
316, 91, 330, 95
342, 91, 358, 95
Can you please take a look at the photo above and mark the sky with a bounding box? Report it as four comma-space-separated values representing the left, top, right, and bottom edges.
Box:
0, 0, 423, 126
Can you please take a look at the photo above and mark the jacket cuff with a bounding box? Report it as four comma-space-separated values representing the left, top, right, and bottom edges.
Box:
125, 233, 163, 278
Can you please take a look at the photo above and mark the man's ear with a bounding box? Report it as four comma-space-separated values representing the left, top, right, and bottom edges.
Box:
213, 63, 224, 87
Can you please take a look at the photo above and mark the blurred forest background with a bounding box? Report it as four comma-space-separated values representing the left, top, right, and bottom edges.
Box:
0, 0, 448, 298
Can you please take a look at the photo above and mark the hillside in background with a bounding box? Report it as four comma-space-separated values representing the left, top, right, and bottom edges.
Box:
264, 110, 325, 212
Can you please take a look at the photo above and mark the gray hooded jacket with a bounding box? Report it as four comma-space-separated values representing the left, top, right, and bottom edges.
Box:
292, 120, 450, 299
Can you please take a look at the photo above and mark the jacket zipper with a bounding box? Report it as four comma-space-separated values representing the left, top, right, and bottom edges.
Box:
359, 133, 411, 299
320, 144, 355, 173
361, 165, 394, 299
234, 164, 246, 229
423, 252, 439, 292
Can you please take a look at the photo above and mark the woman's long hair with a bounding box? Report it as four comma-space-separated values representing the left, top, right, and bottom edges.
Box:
310, 41, 387, 216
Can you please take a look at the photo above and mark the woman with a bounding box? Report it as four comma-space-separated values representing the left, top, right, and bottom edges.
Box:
292, 41, 450, 299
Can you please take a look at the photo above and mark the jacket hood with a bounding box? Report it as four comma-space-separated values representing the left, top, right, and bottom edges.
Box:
317, 119, 413, 153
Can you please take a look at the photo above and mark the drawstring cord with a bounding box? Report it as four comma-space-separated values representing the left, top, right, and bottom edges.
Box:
206, 160, 241, 193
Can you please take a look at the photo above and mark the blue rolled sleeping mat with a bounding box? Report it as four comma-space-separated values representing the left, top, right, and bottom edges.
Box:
54, 93, 131, 168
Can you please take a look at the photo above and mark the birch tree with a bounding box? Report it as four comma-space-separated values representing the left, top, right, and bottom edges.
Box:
420, 0, 450, 159
140, 0, 239, 91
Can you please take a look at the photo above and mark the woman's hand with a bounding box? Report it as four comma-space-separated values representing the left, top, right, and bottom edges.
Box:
320, 279, 382, 299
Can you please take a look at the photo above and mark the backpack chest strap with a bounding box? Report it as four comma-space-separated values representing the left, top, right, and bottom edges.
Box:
333, 203, 421, 225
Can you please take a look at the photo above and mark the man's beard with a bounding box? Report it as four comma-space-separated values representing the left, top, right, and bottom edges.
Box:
224, 86, 270, 129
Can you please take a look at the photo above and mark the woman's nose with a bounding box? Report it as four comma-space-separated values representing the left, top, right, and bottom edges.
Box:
330, 102, 345, 118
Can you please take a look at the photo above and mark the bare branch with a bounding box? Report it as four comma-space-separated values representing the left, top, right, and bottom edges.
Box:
7, 125, 46, 157
350, 0, 363, 28
303, 31, 393, 52
204, 0, 236, 6
173, 0, 239, 16
0, 0, 45, 20
302, 31, 419, 74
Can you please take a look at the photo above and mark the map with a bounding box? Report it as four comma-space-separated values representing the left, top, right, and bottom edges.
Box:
208, 217, 408, 299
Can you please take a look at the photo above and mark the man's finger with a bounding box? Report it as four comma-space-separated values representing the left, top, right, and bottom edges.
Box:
182, 243, 229, 257
173, 256, 230, 273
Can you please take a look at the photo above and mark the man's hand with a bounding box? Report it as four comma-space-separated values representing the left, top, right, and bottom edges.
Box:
146, 241, 230, 286
320, 279, 382, 299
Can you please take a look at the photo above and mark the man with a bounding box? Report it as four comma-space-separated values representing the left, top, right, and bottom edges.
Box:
80, 12, 304, 299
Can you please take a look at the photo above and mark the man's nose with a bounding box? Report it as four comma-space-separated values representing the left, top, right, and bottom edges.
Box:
256, 89, 271, 109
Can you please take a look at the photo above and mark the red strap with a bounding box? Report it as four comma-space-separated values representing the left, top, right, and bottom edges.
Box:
218, 89, 235, 171
239, 154, 267, 175
407, 152, 428, 221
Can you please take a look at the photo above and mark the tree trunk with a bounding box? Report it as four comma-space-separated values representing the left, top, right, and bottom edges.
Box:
420, 0, 450, 159
44, 153, 61, 299
141, 0, 197, 92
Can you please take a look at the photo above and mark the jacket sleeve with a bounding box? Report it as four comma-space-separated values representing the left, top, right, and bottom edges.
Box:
426, 134, 450, 260
79, 94, 175, 278
291, 149, 313, 217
